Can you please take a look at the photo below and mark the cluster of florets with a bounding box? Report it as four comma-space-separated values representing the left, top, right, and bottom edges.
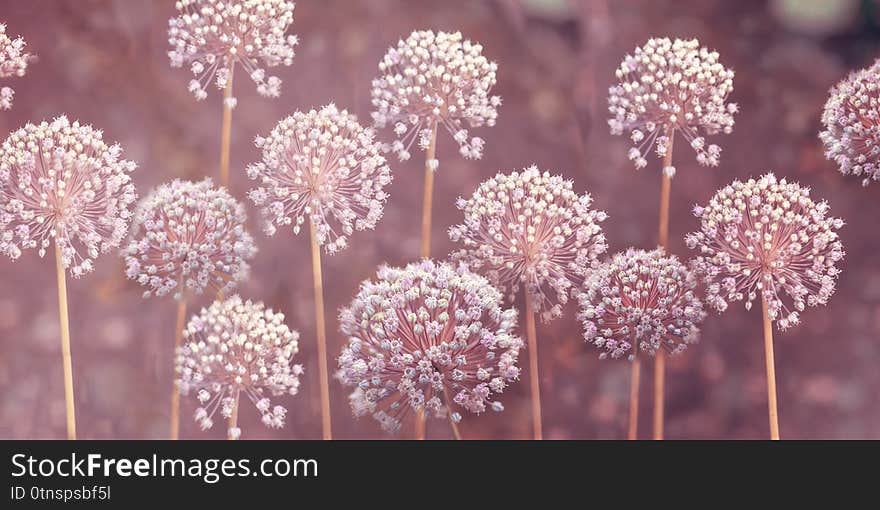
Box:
337, 259, 523, 433
176, 296, 303, 437
820, 59, 880, 186
0, 23, 34, 110
449, 166, 608, 322
122, 179, 256, 300
0, 116, 137, 276
608, 37, 737, 174
578, 248, 706, 360
167, 0, 298, 105
371, 30, 500, 165
247, 104, 392, 254
686, 173, 845, 330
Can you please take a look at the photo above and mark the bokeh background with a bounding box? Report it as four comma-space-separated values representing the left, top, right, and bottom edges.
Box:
1, 0, 879, 439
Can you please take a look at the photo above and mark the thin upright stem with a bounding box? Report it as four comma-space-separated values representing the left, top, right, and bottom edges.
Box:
55, 244, 76, 440
653, 129, 674, 440
524, 291, 543, 440
628, 356, 641, 440
310, 219, 333, 440
227, 388, 240, 440
219, 65, 235, 188
170, 298, 187, 440
441, 386, 462, 440
419, 123, 438, 259
761, 295, 780, 440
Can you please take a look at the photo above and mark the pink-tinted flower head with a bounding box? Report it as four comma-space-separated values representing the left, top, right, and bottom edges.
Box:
176, 295, 303, 438
122, 179, 257, 300
247, 104, 392, 255
820, 59, 880, 186
578, 248, 705, 361
0, 23, 34, 111
0, 116, 137, 276
371, 30, 501, 164
337, 259, 523, 433
167, 0, 298, 105
686, 173, 845, 330
449, 166, 608, 322
608, 37, 737, 174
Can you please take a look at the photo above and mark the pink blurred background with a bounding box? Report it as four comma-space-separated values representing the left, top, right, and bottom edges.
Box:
1, 0, 879, 439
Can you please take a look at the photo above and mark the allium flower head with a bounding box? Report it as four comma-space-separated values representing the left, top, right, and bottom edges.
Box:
578, 248, 705, 361
608, 37, 737, 172
167, 0, 298, 105
371, 30, 501, 163
123, 179, 257, 300
176, 295, 303, 435
337, 259, 523, 433
0, 23, 34, 110
0, 116, 137, 276
686, 173, 845, 330
247, 104, 392, 254
449, 166, 608, 322
820, 59, 880, 186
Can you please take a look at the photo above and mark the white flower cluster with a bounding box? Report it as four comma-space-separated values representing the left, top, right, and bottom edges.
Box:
0, 116, 137, 276
247, 104, 392, 255
686, 174, 845, 330
820, 59, 880, 186
122, 179, 257, 300
337, 259, 523, 433
578, 248, 705, 361
449, 166, 608, 322
608, 37, 737, 171
176, 296, 303, 436
0, 23, 34, 110
167, 0, 298, 105
371, 30, 500, 164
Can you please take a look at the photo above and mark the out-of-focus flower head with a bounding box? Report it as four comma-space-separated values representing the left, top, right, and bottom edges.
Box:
608, 37, 737, 174
686, 173, 845, 330
371, 30, 500, 164
246, 104, 392, 255
578, 248, 705, 361
0, 116, 137, 276
449, 166, 608, 322
167, 0, 298, 106
820, 59, 880, 187
0, 23, 34, 111
176, 295, 303, 437
122, 179, 257, 300
337, 259, 523, 433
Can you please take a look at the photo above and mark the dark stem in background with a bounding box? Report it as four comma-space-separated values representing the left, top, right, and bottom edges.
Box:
653, 128, 674, 440
310, 219, 333, 440
55, 244, 76, 440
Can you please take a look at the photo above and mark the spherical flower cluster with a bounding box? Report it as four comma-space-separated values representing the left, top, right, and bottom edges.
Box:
608, 37, 737, 173
371, 30, 501, 164
0, 116, 137, 276
176, 296, 303, 436
578, 248, 705, 361
820, 59, 880, 186
167, 0, 298, 105
0, 23, 34, 110
337, 259, 523, 433
686, 173, 845, 330
247, 104, 392, 254
122, 179, 257, 300
449, 166, 608, 322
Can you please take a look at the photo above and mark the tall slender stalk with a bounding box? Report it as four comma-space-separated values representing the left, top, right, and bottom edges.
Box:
761, 295, 780, 440
227, 388, 240, 440
441, 386, 462, 440
414, 123, 438, 440
219, 65, 235, 187
628, 355, 641, 440
524, 291, 543, 440
309, 219, 333, 440
170, 298, 187, 440
55, 244, 76, 440
653, 129, 674, 440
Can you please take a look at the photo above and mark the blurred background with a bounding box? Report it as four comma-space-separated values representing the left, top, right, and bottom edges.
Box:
1, 0, 879, 439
